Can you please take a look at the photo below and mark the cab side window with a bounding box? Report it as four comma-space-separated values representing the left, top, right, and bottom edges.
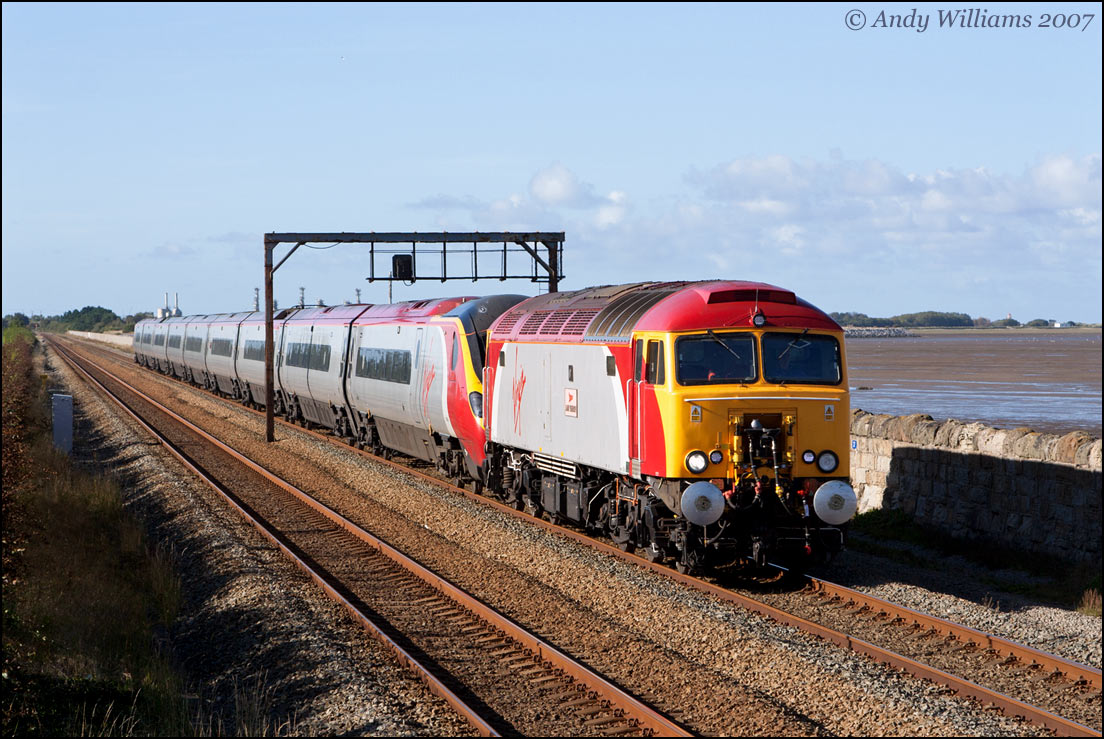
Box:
645, 340, 665, 385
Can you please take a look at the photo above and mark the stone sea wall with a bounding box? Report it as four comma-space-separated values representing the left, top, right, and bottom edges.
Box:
849, 410, 1102, 564
842, 327, 916, 338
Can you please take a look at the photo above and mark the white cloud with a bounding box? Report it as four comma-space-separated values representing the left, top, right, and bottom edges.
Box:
737, 197, 790, 216
768, 224, 805, 256
1029, 154, 1102, 207
529, 163, 602, 208
148, 242, 197, 259
595, 190, 629, 228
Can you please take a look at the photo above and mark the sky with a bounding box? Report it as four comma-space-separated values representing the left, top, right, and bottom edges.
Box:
3, 3, 1101, 322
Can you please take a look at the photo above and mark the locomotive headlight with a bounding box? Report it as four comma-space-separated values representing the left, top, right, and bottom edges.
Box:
752, 311, 767, 327
802, 450, 816, 464
816, 450, 839, 473
468, 391, 483, 419
685, 451, 709, 474
709, 449, 724, 465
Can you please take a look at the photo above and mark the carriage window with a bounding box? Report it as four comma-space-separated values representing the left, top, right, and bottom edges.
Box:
761, 333, 842, 385
310, 343, 331, 371
153, 333, 165, 346
168, 335, 182, 349
634, 339, 643, 382
450, 334, 458, 370
185, 336, 204, 353
209, 338, 234, 357
676, 332, 757, 385
355, 347, 412, 384
285, 342, 311, 368
242, 340, 266, 362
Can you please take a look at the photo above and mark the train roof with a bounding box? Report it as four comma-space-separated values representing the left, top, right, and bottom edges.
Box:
356, 296, 478, 321
489, 281, 841, 343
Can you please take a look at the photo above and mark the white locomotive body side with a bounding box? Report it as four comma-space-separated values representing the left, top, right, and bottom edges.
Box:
490, 342, 628, 476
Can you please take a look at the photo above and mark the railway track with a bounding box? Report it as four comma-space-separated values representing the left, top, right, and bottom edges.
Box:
59, 336, 1102, 736
49, 336, 690, 738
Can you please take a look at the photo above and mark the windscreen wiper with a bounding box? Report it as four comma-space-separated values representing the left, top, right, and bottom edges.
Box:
707, 330, 743, 361
776, 328, 810, 361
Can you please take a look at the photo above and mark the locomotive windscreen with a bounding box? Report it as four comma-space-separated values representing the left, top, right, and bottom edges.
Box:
761, 333, 842, 385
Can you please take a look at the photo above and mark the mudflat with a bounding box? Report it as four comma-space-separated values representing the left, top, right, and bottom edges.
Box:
845, 330, 1102, 436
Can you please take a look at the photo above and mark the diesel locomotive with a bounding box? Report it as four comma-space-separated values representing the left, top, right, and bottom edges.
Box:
134, 280, 857, 574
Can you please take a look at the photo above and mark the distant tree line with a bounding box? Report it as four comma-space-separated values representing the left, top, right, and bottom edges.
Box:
2, 306, 153, 334
830, 311, 1087, 328
830, 311, 973, 327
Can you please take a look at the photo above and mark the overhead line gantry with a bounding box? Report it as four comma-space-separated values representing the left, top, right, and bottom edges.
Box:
262, 231, 565, 442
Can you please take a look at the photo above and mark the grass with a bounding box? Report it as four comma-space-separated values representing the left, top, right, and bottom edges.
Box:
849, 508, 1102, 613
1078, 589, 1102, 617
2, 331, 190, 735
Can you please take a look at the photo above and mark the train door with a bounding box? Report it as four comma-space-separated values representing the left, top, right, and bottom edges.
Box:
628, 339, 643, 471
345, 326, 366, 416
629, 337, 665, 477
541, 354, 551, 439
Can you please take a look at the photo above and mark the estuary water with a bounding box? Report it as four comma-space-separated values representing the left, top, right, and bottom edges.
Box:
845, 331, 1102, 436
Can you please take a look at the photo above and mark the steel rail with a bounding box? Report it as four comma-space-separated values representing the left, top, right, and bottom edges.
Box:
803, 575, 1103, 691
64, 336, 1102, 737
51, 337, 691, 738
49, 337, 499, 737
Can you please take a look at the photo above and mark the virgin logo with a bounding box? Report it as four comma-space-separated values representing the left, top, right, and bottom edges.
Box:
421, 365, 437, 419
511, 367, 527, 434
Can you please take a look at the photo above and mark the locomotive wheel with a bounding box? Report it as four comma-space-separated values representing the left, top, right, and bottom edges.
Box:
676, 548, 705, 576
609, 524, 634, 552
